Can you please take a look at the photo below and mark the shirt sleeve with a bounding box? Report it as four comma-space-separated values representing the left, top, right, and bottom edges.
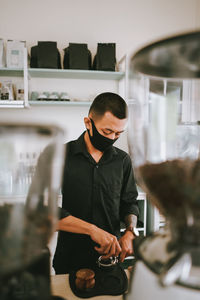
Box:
120, 154, 139, 222
58, 207, 71, 220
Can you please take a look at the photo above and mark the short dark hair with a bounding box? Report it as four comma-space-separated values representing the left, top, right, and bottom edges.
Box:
89, 92, 127, 120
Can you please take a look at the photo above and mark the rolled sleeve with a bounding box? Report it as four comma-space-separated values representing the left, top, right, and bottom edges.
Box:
58, 207, 71, 220
120, 154, 139, 221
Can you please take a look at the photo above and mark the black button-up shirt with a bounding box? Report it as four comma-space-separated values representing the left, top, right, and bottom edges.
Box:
53, 132, 139, 273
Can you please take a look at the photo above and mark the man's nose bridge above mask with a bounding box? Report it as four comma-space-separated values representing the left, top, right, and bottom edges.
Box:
110, 132, 117, 140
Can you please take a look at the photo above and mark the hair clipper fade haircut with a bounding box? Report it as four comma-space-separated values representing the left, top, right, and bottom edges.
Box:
89, 92, 127, 120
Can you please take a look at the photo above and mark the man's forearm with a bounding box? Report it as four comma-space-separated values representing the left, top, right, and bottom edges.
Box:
57, 215, 96, 236
119, 214, 138, 261
124, 214, 137, 229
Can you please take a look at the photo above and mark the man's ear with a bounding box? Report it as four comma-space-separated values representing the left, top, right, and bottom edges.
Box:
84, 117, 91, 130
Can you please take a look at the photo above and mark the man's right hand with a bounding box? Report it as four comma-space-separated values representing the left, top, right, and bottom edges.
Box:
57, 215, 121, 259
90, 225, 121, 259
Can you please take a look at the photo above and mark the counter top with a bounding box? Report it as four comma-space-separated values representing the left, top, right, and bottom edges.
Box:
51, 270, 130, 300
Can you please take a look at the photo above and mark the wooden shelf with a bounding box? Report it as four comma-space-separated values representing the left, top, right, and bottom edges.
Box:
0, 68, 23, 77
29, 100, 91, 106
28, 68, 125, 80
0, 100, 24, 108
0, 66, 125, 108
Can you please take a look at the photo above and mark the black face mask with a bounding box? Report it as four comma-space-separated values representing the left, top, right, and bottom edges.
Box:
87, 118, 118, 152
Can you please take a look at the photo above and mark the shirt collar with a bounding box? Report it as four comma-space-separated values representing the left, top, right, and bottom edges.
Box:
73, 132, 88, 156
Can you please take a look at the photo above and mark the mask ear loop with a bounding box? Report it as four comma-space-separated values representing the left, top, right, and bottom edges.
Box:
89, 118, 95, 137
85, 118, 93, 141
89, 118, 94, 126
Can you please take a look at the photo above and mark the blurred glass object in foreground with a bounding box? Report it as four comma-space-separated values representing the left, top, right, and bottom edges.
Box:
127, 31, 200, 293
0, 123, 65, 279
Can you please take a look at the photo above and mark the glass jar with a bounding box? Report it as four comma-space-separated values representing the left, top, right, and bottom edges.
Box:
0, 123, 65, 278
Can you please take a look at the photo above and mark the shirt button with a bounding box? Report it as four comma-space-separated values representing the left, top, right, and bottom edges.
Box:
96, 165, 99, 168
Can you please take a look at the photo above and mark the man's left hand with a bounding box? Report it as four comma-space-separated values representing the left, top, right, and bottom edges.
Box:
118, 230, 136, 262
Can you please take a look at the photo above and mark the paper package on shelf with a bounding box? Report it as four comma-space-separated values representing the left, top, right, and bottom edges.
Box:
6, 40, 26, 68
0, 39, 6, 68
0, 80, 15, 100
16, 83, 24, 100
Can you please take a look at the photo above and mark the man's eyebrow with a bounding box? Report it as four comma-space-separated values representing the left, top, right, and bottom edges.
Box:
104, 128, 124, 134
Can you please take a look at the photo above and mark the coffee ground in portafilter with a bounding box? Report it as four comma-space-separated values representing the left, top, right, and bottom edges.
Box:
138, 159, 200, 243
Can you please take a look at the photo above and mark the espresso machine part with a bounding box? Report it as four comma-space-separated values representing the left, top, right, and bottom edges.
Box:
126, 31, 200, 299
0, 123, 66, 300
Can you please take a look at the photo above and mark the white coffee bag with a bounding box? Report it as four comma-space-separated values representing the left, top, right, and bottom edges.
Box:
6, 40, 26, 68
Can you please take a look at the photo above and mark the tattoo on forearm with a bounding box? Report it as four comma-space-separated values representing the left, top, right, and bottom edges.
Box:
124, 214, 137, 228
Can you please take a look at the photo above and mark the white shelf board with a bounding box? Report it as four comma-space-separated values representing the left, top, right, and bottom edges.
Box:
28, 68, 125, 80
29, 100, 91, 106
137, 194, 146, 200
137, 186, 146, 200
0, 100, 24, 108
120, 227, 144, 232
0, 68, 23, 77
137, 227, 145, 231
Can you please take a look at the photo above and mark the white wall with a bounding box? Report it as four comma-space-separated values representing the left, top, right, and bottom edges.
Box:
0, 0, 199, 59
0, 0, 199, 146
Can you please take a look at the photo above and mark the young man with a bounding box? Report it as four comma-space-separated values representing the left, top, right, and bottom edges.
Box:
53, 92, 139, 274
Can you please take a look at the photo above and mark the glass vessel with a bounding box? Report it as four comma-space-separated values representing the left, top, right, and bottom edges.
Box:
127, 31, 200, 288
0, 123, 65, 279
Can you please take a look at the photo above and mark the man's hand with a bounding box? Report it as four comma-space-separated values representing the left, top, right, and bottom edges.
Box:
57, 215, 121, 259
90, 225, 122, 259
118, 230, 135, 262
